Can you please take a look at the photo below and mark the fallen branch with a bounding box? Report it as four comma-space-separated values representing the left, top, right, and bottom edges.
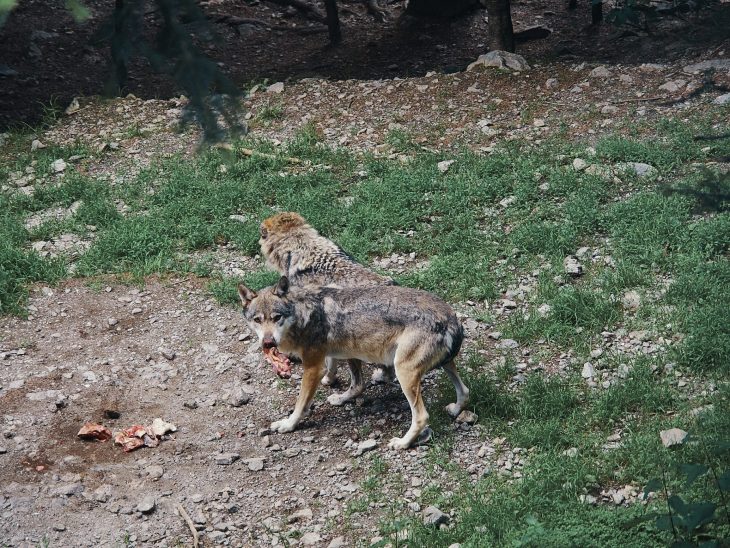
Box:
610, 96, 663, 104
239, 148, 308, 165
215, 13, 327, 34
176, 504, 199, 548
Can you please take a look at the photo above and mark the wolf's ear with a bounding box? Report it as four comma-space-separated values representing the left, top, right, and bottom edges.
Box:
272, 276, 290, 297
237, 284, 257, 307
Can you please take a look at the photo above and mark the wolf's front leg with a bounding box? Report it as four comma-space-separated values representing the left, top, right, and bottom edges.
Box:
271, 354, 325, 433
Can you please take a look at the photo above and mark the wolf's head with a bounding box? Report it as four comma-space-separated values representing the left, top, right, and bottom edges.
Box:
238, 276, 295, 351
259, 212, 309, 243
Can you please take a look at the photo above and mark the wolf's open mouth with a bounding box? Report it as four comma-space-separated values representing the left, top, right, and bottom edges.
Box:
263, 346, 293, 378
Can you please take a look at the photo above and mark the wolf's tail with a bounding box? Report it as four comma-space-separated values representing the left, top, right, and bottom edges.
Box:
437, 319, 464, 369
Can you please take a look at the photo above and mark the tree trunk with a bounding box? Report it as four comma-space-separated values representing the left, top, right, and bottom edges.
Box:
592, 0, 603, 23
484, 0, 514, 52
568, 0, 577, 9
323, 0, 341, 44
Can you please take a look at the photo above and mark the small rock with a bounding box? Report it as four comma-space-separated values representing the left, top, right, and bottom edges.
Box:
423, 505, 450, 526
572, 158, 588, 171
601, 105, 618, 115
160, 348, 176, 361
51, 159, 67, 173
136, 496, 156, 514
659, 80, 687, 93
245, 458, 265, 471
582, 362, 595, 379
355, 439, 377, 456
300, 533, 322, 546
563, 447, 578, 457
288, 507, 313, 522
145, 465, 164, 480
65, 98, 80, 115
545, 78, 558, 89
283, 447, 301, 458
622, 290, 641, 310
660, 428, 687, 448
590, 65, 611, 78
31, 139, 45, 151
93, 484, 113, 503
617, 162, 657, 177
328, 537, 347, 548
52, 524, 66, 532
267, 82, 285, 94
437, 160, 455, 173
612, 491, 625, 505
107, 318, 119, 326
564, 255, 583, 277
228, 386, 251, 407
466, 51, 530, 72
683, 59, 730, 73
712, 93, 730, 105
496, 339, 519, 350
215, 453, 240, 465
456, 410, 478, 424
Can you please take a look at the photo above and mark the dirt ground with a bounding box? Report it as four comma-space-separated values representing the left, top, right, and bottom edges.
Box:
0, 276, 490, 547
1, 0, 730, 128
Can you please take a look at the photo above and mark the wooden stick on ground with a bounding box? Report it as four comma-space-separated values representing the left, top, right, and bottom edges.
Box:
176, 503, 199, 548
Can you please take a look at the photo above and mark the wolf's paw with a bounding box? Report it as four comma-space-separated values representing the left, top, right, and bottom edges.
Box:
445, 403, 462, 418
388, 437, 411, 450
321, 374, 336, 386
371, 367, 394, 384
270, 419, 297, 433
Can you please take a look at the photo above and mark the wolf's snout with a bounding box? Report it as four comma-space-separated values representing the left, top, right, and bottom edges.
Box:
262, 337, 277, 349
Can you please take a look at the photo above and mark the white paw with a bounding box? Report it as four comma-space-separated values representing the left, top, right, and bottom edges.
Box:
327, 393, 348, 406
270, 419, 297, 433
388, 437, 411, 450
371, 368, 393, 384
321, 374, 336, 386
445, 403, 461, 418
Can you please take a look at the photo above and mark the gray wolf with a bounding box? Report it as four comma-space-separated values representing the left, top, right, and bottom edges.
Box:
258, 212, 395, 403
238, 276, 470, 449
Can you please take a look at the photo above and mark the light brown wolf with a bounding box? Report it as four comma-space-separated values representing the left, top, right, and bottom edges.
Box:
238, 276, 470, 449
259, 212, 395, 404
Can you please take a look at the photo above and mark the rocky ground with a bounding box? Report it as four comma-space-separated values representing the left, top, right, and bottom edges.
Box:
0, 277, 489, 547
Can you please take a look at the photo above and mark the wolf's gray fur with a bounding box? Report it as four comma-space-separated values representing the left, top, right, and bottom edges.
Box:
239, 276, 470, 449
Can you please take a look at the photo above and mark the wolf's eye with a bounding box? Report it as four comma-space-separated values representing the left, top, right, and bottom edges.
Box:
253, 317, 262, 324
272, 314, 282, 323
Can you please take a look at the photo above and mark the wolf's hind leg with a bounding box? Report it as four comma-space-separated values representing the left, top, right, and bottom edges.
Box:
442, 359, 470, 418
327, 359, 365, 406
271, 355, 325, 433
321, 356, 338, 386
